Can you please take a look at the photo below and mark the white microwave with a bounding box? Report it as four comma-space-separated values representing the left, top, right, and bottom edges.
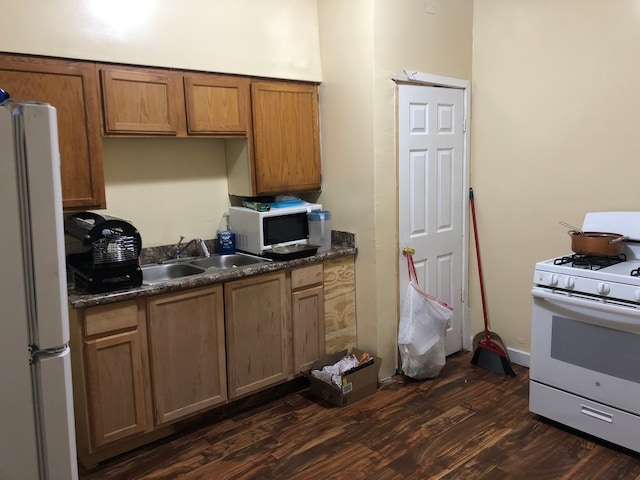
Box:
229, 203, 322, 255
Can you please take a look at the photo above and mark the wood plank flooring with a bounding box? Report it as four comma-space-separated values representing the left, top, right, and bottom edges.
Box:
79, 351, 640, 479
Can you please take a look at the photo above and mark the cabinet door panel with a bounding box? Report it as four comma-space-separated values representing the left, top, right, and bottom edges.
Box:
225, 272, 290, 399
292, 284, 325, 373
185, 74, 250, 135
0, 55, 105, 209
324, 256, 357, 354
148, 286, 227, 424
251, 81, 321, 194
101, 67, 185, 135
84, 331, 148, 447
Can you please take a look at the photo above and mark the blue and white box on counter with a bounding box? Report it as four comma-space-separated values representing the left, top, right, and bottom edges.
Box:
229, 203, 322, 255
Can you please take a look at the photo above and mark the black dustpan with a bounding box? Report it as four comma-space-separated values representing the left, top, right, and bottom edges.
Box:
469, 188, 516, 377
471, 333, 516, 377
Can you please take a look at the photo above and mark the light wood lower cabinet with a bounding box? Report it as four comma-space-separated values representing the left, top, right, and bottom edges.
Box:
69, 299, 152, 459
147, 286, 227, 424
291, 264, 325, 373
70, 256, 353, 468
224, 271, 291, 399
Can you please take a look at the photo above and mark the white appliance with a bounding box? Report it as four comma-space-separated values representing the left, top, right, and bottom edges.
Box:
530, 211, 640, 453
229, 203, 322, 255
0, 96, 79, 479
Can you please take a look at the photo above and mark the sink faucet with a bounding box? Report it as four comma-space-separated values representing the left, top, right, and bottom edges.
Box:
199, 239, 210, 257
173, 236, 210, 259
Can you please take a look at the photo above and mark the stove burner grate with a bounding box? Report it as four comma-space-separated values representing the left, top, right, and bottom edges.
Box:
631, 267, 640, 277
554, 253, 627, 270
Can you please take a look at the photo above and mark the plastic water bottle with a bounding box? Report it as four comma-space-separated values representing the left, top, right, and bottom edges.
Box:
217, 212, 236, 255
308, 210, 332, 252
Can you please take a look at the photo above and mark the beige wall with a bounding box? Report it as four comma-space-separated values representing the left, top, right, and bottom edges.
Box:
0, 0, 321, 81
471, 0, 640, 356
101, 138, 229, 246
318, 0, 473, 377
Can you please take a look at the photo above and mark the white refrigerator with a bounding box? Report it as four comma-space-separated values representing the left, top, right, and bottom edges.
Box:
0, 96, 79, 479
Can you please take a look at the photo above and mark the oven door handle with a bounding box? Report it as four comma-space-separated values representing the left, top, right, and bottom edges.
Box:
531, 287, 640, 318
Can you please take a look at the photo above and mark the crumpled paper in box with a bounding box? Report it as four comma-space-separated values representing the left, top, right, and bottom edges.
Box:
310, 354, 360, 388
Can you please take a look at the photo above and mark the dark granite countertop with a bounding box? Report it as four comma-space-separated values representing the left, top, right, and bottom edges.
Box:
68, 240, 356, 309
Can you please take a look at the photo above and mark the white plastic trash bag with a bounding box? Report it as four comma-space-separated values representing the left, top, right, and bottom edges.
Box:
398, 281, 453, 379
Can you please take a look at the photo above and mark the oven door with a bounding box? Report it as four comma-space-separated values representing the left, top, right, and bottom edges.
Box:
531, 287, 640, 414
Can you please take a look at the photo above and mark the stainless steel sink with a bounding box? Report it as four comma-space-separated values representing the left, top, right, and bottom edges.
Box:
141, 253, 269, 285
188, 253, 269, 270
142, 263, 206, 285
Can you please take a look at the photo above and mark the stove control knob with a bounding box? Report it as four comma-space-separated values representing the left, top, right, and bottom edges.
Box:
548, 274, 558, 286
597, 283, 610, 295
564, 277, 575, 289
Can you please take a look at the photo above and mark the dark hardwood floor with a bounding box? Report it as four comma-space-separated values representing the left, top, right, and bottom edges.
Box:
79, 351, 640, 479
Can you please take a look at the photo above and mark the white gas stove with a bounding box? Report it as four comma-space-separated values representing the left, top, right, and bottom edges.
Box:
530, 211, 640, 454
534, 255, 640, 305
535, 211, 640, 303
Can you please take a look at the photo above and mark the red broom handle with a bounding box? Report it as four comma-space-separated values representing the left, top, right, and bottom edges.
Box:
470, 188, 490, 340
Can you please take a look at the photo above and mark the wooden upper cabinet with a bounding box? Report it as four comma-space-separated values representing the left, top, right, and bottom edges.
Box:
0, 54, 106, 210
251, 80, 321, 195
100, 66, 186, 135
184, 74, 250, 135
100, 65, 251, 137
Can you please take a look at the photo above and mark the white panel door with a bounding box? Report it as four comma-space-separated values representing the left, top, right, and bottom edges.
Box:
398, 84, 465, 356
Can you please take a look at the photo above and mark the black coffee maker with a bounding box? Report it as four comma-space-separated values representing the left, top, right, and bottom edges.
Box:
65, 212, 142, 293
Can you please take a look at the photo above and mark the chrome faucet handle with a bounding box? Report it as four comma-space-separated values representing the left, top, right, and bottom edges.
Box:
174, 236, 186, 258
171, 237, 208, 259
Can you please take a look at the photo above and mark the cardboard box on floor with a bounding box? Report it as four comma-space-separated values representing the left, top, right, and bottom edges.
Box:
303, 348, 382, 407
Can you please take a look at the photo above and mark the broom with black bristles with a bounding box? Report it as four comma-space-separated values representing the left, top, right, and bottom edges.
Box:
469, 188, 516, 377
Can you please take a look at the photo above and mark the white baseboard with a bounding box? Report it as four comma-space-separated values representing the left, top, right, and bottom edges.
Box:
506, 347, 530, 368
467, 336, 530, 368
388, 345, 531, 381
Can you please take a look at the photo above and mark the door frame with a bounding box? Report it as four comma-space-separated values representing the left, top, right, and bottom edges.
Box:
394, 69, 472, 352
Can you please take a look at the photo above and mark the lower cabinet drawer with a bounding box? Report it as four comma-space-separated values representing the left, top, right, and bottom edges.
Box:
291, 263, 323, 289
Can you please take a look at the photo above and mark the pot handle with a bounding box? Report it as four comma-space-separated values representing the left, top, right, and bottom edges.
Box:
559, 221, 583, 235
609, 236, 629, 244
